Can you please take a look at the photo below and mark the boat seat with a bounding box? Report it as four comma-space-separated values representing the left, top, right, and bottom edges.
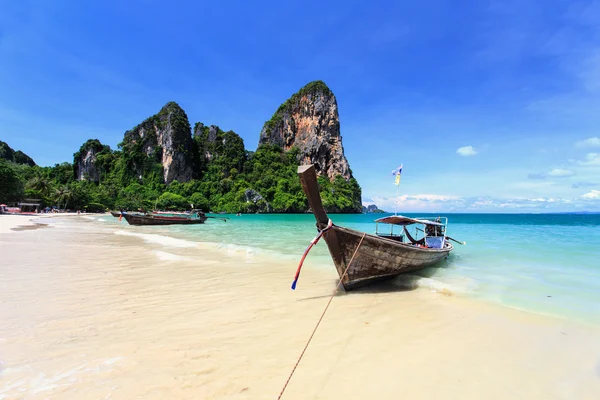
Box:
425, 236, 445, 249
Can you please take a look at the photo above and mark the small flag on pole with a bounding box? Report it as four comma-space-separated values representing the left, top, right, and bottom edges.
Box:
391, 164, 403, 186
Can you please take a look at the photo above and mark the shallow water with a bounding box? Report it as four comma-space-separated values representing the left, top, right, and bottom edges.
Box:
98, 212, 600, 325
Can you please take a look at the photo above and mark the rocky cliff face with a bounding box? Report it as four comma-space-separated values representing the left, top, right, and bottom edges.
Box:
193, 122, 246, 176
121, 102, 194, 184
259, 81, 352, 181
258, 81, 362, 212
74, 139, 104, 182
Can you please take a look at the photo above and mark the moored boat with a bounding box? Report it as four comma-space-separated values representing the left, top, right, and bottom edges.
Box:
123, 209, 207, 226
297, 164, 455, 290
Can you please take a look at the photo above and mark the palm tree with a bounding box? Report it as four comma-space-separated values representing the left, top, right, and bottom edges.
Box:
28, 174, 51, 196
55, 186, 73, 210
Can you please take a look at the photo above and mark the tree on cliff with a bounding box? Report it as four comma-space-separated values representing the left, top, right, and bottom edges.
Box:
1, 141, 36, 166
0, 159, 24, 202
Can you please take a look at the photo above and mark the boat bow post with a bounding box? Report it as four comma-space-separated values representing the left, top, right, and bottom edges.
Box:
297, 165, 348, 285
297, 165, 329, 230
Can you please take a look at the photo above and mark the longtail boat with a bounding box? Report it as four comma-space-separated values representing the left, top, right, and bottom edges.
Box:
122, 209, 207, 226
111, 210, 144, 218
297, 165, 455, 290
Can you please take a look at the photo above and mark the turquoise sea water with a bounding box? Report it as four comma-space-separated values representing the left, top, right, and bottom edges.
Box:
99, 213, 600, 324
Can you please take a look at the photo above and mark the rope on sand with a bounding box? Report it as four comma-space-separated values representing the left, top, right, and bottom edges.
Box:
277, 232, 367, 400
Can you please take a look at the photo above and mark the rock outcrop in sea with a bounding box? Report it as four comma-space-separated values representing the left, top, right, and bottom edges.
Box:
121, 102, 194, 184
362, 204, 385, 213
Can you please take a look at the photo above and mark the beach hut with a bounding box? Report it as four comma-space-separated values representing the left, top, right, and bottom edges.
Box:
18, 199, 41, 213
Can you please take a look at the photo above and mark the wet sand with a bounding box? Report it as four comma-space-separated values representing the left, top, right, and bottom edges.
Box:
1, 216, 599, 399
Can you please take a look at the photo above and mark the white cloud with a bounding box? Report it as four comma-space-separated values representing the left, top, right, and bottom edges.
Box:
456, 145, 478, 156
528, 168, 574, 180
582, 190, 600, 199
575, 137, 600, 148
399, 194, 459, 202
363, 192, 596, 212
529, 197, 562, 203
547, 168, 574, 177
579, 153, 600, 165
368, 194, 462, 212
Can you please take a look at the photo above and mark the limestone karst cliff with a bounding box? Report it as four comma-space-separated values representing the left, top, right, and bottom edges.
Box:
259, 81, 352, 181
259, 80, 362, 212
74, 139, 106, 182
193, 122, 245, 177
65, 82, 361, 213
120, 102, 194, 184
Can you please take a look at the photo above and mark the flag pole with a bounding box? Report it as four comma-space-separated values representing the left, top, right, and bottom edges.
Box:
392, 163, 402, 216
395, 183, 399, 216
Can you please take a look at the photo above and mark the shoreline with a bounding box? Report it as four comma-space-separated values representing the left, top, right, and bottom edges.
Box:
103, 213, 600, 329
0, 212, 107, 233
4, 213, 599, 327
1, 215, 599, 398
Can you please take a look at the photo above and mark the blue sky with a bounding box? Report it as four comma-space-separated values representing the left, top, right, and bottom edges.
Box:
1, 0, 600, 212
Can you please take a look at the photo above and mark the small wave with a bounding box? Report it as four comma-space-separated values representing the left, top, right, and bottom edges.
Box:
391, 274, 477, 295
83, 216, 97, 221
114, 230, 198, 248
198, 240, 308, 262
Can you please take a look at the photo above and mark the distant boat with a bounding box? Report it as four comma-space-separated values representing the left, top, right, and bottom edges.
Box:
297, 165, 457, 290
111, 210, 144, 218
122, 210, 208, 226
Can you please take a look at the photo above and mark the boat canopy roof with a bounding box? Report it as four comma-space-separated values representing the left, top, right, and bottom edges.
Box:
375, 215, 445, 226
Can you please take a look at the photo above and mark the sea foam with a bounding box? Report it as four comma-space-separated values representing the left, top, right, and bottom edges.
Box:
114, 230, 198, 248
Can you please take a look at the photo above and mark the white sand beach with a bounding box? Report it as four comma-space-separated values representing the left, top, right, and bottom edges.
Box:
1, 216, 599, 399
0, 212, 102, 233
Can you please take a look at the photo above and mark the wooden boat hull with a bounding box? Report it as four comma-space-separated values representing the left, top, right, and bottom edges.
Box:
122, 213, 207, 226
322, 224, 452, 289
297, 164, 452, 290
110, 211, 121, 217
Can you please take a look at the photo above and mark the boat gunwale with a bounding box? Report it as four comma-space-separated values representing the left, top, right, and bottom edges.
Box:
330, 224, 453, 254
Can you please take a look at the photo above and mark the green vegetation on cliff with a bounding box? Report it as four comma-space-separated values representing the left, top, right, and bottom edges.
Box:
1, 95, 362, 213
0, 137, 360, 213
0, 158, 24, 202
0, 141, 36, 166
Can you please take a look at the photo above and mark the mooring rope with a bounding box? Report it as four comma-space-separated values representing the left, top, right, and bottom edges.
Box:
278, 232, 367, 400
